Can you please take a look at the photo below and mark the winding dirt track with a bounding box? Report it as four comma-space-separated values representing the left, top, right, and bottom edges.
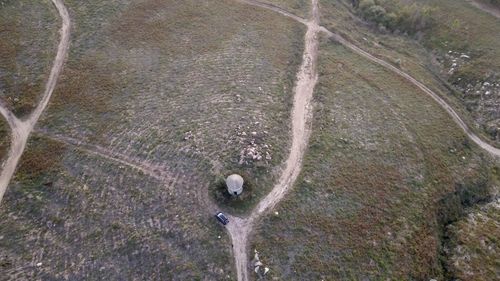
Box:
0, 0, 497, 280
0, 0, 70, 204
226, 1, 320, 280
35, 130, 176, 183
468, 0, 500, 19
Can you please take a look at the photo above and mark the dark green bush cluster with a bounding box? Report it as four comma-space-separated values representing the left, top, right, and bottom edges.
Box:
489, 0, 500, 7
355, 0, 435, 35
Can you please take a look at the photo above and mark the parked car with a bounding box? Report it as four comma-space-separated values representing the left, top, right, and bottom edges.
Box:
215, 212, 229, 225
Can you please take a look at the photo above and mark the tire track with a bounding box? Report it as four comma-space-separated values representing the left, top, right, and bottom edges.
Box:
35, 130, 176, 183
468, 0, 500, 19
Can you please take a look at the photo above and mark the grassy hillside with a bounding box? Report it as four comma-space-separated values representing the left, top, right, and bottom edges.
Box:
335, 0, 500, 145
0, 136, 234, 280
0, 0, 305, 278
250, 38, 497, 280
0, 0, 59, 116
39, 0, 305, 214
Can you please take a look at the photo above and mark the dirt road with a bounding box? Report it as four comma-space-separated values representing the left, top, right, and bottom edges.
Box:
225, 1, 320, 280
237, 0, 307, 24
0, 0, 70, 204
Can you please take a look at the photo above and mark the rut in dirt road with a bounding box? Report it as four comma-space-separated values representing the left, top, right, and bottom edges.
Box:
0, 0, 71, 204
225, 0, 321, 280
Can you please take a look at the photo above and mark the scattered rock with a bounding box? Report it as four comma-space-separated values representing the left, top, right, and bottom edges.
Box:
183, 131, 194, 141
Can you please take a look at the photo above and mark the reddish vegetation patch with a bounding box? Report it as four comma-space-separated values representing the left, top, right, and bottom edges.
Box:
16, 137, 66, 180
51, 57, 116, 114
110, 0, 238, 56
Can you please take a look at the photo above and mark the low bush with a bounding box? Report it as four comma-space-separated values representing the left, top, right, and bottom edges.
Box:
355, 0, 435, 35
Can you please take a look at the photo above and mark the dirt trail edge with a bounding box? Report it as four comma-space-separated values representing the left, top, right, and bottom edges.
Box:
468, 0, 500, 19
0, 0, 70, 204
226, 1, 320, 280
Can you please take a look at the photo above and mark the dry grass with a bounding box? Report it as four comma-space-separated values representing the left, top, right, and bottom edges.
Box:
0, 0, 59, 116
1, 136, 234, 280
1, 0, 305, 278
320, 0, 500, 145
250, 38, 497, 280
43, 0, 305, 214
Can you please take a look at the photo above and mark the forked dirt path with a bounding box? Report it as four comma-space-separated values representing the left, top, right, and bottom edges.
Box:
226, 1, 320, 280
0, 0, 70, 203
35, 130, 176, 183
468, 0, 500, 19
238, 0, 500, 159
225, 0, 499, 280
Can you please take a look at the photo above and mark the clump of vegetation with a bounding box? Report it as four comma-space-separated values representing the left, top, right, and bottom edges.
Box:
486, 0, 500, 7
353, 0, 435, 35
15, 136, 66, 181
445, 198, 500, 280
211, 172, 257, 214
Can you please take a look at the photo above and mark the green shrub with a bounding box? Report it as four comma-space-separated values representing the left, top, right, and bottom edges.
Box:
355, 0, 435, 35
